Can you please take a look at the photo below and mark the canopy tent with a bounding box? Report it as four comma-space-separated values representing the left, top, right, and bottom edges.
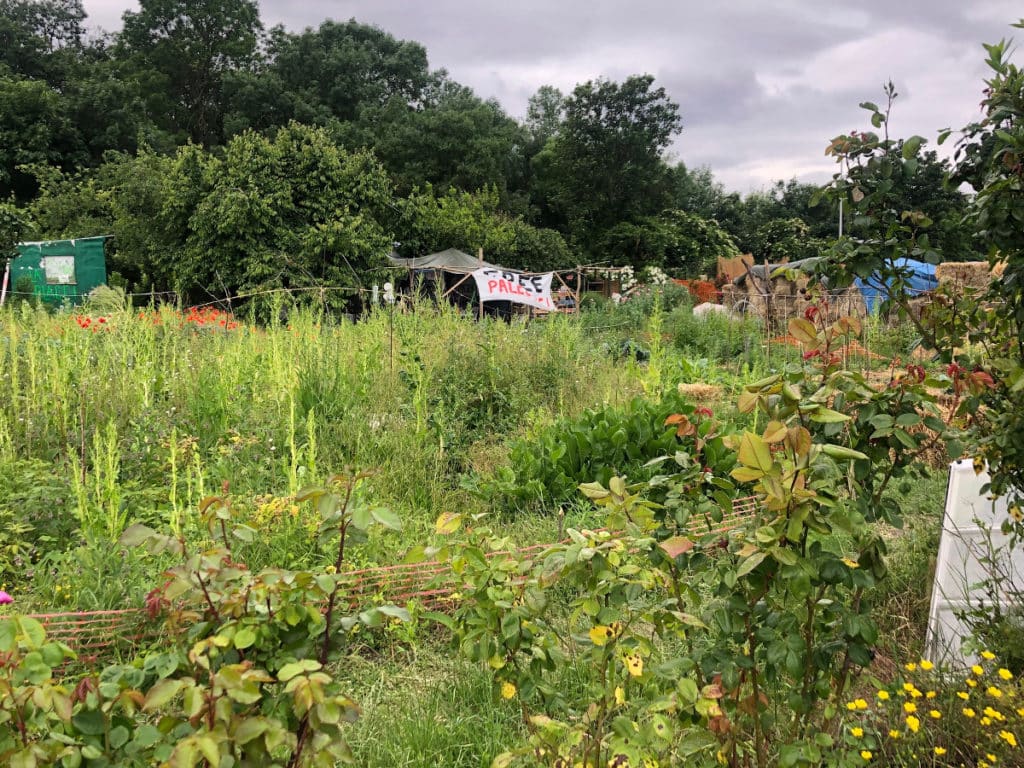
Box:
388, 248, 503, 273
855, 258, 939, 313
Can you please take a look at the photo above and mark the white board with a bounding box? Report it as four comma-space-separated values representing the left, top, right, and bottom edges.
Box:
925, 460, 1024, 666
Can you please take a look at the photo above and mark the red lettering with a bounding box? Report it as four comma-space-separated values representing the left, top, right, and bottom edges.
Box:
487, 280, 498, 293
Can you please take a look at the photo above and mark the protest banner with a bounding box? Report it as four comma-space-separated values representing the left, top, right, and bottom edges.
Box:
471, 268, 555, 311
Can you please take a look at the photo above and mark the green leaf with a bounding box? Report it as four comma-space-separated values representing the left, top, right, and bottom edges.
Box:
144, 679, 184, 711
902, 135, 924, 159
371, 507, 402, 531
821, 444, 869, 461
234, 717, 269, 745
278, 659, 321, 682
234, 628, 257, 649
71, 708, 106, 736
737, 550, 767, 577
809, 408, 850, 424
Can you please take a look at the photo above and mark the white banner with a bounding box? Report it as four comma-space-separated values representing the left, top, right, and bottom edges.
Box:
471, 268, 555, 311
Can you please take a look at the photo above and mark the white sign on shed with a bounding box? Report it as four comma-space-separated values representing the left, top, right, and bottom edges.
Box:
925, 460, 1024, 666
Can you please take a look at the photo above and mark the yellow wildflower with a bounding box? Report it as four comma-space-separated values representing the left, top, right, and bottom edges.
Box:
987, 754, 997, 763
981, 651, 996, 661
906, 715, 920, 733
920, 659, 934, 671
877, 690, 890, 701
982, 717, 992, 726
967, 678, 978, 687
500, 681, 516, 700
987, 686, 1003, 698
929, 710, 941, 719
903, 683, 916, 693
957, 691, 970, 700
854, 698, 868, 710
860, 750, 872, 761
905, 662, 917, 672
850, 727, 864, 738
904, 702, 917, 714
926, 690, 936, 698
999, 730, 1017, 748
846, 701, 858, 711
934, 747, 947, 756
964, 708, 976, 718
973, 665, 985, 676
998, 668, 1013, 681
888, 730, 901, 739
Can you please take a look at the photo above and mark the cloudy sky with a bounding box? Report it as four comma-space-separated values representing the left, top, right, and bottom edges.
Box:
82, 1, 1023, 194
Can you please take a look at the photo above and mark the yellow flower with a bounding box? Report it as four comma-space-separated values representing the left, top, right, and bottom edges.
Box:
926, 690, 936, 699
973, 665, 985, 676
615, 687, 625, 705
860, 750, 872, 761
934, 747, 947, 756
904, 702, 917, 714
964, 708, 976, 718
910, 688, 923, 698
877, 690, 890, 701
987, 686, 1003, 698
1017, 707, 1024, 717
854, 698, 868, 710
982, 716, 993, 726
981, 651, 996, 661
888, 729, 901, 739
850, 727, 864, 738
920, 660, 934, 671
999, 730, 1017, 748
957, 691, 970, 700
998, 668, 1013, 681
929, 710, 941, 719
500, 681, 516, 700
905, 662, 918, 672
846, 701, 858, 711
967, 679, 978, 688
987, 754, 997, 763
1010, 504, 1023, 522
903, 683, 916, 693
906, 715, 920, 733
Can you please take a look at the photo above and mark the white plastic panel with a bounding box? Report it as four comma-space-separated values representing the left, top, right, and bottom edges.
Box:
925, 460, 1024, 667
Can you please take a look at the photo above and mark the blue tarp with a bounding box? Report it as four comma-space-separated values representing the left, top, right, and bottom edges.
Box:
855, 258, 939, 313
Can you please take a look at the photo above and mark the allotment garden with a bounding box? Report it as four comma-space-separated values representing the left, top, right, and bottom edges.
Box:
3, 22, 1024, 768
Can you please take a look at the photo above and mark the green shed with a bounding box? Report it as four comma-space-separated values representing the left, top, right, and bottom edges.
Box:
10, 236, 109, 306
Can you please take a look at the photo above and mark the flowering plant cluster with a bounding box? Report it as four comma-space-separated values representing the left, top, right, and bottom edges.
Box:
838, 654, 1021, 767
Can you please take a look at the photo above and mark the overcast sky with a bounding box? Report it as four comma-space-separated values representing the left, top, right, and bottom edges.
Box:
81, 1, 1023, 194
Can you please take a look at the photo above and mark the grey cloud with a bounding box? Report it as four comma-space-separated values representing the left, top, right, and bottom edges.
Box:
81, 0, 1023, 192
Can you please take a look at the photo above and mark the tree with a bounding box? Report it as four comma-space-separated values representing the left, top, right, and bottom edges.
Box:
525, 85, 564, 146
539, 75, 682, 252
0, 75, 85, 200
599, 209, 737, 275
264, 20, 429, 123
118, 0, 262, 145
362, 76, 529, 203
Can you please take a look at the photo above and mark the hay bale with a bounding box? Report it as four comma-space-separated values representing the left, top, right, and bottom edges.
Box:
678, 383, 723, 402
934, 261, 995, 291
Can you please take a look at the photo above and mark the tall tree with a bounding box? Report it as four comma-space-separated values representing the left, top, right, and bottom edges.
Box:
118, 0, 262, 145
539, 75, 682, 252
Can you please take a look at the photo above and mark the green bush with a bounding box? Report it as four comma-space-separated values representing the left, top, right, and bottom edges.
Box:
472, 391, 734, 512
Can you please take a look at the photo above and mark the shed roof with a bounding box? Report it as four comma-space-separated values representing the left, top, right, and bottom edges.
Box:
388, 248, 503, 273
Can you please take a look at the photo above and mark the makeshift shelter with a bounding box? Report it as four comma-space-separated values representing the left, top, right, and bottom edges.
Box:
388, 248, 576, 318
721, 257, 866, 326
7, 236, 109, 306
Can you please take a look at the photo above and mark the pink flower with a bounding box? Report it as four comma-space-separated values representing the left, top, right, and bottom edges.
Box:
0, 590, 12, 605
